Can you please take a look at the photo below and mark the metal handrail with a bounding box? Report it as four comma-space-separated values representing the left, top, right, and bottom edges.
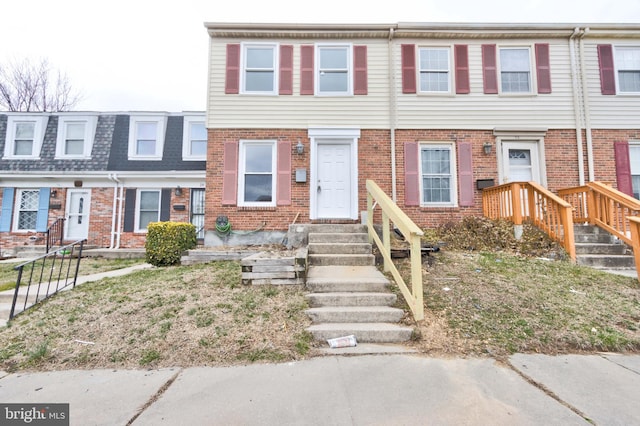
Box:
45, 218, 66, 253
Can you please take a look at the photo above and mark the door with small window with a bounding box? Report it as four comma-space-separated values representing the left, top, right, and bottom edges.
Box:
501, 141, 541, 184
190, 188, 205, 239
65, 189, 91, 240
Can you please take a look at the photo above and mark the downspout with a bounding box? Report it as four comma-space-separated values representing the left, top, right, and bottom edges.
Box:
115, 181, 124, 249
107, 173, 119, 249
578, 27, 595, 182
388, 27, 397, 201
569, 27, 586, 185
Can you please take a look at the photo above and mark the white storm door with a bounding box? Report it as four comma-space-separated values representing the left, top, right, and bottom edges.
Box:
501, 141, 541, 184
65, 189, 91, 240
316, 143, 352, 219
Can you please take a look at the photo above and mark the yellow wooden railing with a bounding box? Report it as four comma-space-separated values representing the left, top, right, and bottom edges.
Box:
482, 181, 576, 260
366, 180, 424, 321
558, 181, 640, 248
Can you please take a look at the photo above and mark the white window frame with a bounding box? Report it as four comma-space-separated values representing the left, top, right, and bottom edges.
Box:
498, 46, 535, 95
630, 141, 640, 199
419, 142, 457, 207
3, 115, 48, 159
134, 189, 161, 232
55, 115, 98, 159
240, 42, 279, 95
127, 115, 167, 160
418, 46, 452, 94
13, 188, 40, 232
315, 43, 353, 96
614, 45, 640, 94
238, 140, 277, 207
182, 116, 207, 161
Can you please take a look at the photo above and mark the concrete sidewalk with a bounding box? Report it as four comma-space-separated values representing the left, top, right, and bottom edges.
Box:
1, 353, 639, 425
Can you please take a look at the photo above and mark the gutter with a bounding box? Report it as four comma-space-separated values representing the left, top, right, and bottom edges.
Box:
578, 27, 595, 182
388, 27, 397, 201
569, 27, 586, 185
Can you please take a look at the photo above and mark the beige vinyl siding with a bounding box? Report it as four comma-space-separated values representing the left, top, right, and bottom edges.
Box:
207, 38, 391, 129
583, 39, 640, 129
395, 39, 577, 130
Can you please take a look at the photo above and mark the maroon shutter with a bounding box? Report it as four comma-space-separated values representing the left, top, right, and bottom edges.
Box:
598, 44, 616, 95
221, 141, 238, 205
404, 142, 420, 206
457, 142, 474, 206
401, 44, 417, 94
225, 44, 240, 94
353, 45, 368, 95
454, 45, 470, 94
277, 141, 292, 205
279, 45, 293, 95
300, 45, 314, 95
614, 141, 633, 196
535, 43, 552, 94
482, 44, 498, 94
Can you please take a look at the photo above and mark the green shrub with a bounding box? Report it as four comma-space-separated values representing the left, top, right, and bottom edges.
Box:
145, 222, 197, 266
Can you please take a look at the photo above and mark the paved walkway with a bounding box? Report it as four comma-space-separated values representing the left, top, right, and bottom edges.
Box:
0, 352, 638, 425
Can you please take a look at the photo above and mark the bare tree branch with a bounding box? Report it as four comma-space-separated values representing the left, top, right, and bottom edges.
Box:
0, 57, 82, 112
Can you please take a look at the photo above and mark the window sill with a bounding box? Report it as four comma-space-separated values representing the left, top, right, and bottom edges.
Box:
237, 206, 277, 211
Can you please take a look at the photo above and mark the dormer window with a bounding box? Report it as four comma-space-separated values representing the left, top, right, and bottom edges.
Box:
55, 115, 97, 159
3, 115, 48, 159
182, 116, 207, 160
128, 116, 167, 160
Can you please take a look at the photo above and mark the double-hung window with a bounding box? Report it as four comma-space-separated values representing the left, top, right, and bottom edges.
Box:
615, 47, 640, 93
136, 189, 160, 232
242, 44, 277, 94
420, 144, 456, 206
128, 116, 166, 160
3, 116, 47, 159
630, 143, 640, 199
182, 116, 207, 160
419, 48, 451, 93
55, 116, 97, 158
14, 189, 40, 231
317, 44, 351, 95
238, 140, 276, 206
500, 47, 532, 93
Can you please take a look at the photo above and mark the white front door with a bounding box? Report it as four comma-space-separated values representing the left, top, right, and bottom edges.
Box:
501, 141, 541, 184
316, 142, 352, 219
65, 189, 91, 240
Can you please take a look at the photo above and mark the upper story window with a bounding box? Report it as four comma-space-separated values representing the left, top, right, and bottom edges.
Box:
55, 116, 97, 159
615, 46, 640, 93
238, 140, 276, 206
499, 47, 533, 93
182, 116, 207, 160
420, 143, 457, 206
316, 44, 352, 96
241, 43, 278, 95
419, 48, 451, 93
128, 116, 166, 160
3, 116, 48, 159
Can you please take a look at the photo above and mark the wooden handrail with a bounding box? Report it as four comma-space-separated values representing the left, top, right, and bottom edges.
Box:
366, 180, 424, 321
482, 181, 576, 260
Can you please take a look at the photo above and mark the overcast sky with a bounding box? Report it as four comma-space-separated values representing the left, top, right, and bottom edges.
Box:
2, 0, 639, 112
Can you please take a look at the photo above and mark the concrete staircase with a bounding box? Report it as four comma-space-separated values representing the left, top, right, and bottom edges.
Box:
574, 224, 636, 274
304, 225, 413, 344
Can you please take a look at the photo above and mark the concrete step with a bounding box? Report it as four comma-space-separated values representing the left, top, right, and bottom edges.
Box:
307, 323, 413, 343
306, 266, 390, 292
317, 343, 418, 355
574, 233, 614, 244
308, 254, 374, 267
306, 292, 397, 307
577, 254, 636, 269
308, 242, 372, 255
573, 225, 608, 235
181, 249, 258, 265
306, 306, 404, 323
575, 243, 627, 255
306, 224, 367, 234
308, 233, 369, 244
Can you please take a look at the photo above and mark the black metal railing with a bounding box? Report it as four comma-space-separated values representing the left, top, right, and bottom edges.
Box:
9, 240, 85, 320
45, 218, 66, 253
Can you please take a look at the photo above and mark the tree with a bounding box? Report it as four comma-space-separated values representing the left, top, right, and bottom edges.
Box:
0, 57, 82, 112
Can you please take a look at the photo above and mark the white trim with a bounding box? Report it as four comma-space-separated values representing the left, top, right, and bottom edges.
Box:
497, 45, 536, 95
127, 115, 167, 160
613, 45, 640, 95
134, 188, 161, 232
3, 116, 48, 159
55, 115, 98, 159
417, 46, 453, 94
237, 139, 277, 207
12, 188, 40, 232
418, 142, 458, 207
182, 115, 207, 161
240, 42, 279, 96
315, 43, 353, 96
64, 188, 91, 239
496, 138, 547, 186
309, 127, 359, 220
